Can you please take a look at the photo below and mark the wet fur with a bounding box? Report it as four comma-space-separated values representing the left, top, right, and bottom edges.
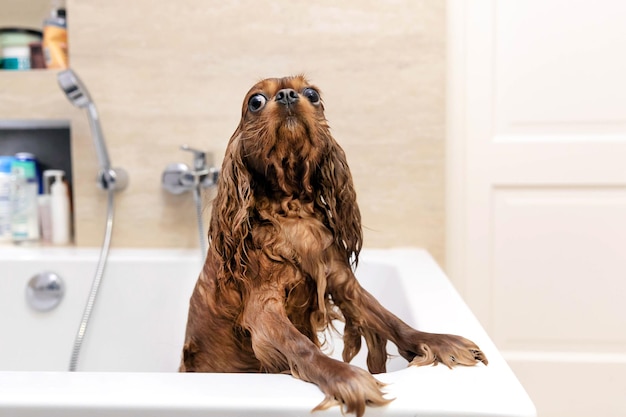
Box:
180, 76, 487, 416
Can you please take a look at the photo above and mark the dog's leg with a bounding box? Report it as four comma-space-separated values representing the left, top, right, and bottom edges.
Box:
241, 284, 391, 417
328, 265, 488, 371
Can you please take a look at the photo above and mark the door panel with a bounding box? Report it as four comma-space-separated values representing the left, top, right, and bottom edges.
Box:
447, 1, 626, 416
493, 187, 626, 350
495, 1, 626, 134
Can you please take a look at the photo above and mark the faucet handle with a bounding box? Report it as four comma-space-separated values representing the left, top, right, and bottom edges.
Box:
180, 144, 206, 171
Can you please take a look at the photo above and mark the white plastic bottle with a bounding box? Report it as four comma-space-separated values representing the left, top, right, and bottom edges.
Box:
48, 170, 71, 244
39, 171, 54, 243
0, 156, 15, 242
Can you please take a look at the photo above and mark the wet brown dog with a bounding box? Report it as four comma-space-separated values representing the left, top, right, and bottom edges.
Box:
180, 76, 487, 416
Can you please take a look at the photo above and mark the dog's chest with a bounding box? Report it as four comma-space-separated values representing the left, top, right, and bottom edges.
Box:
280, 215, 333, 259
254, 200, 333, 265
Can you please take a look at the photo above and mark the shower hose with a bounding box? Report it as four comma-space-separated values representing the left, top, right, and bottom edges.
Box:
193, 184, 208, 260
68, 183, 206, 371
68, 188, 115, 372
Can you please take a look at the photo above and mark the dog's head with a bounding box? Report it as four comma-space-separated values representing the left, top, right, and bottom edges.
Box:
235, 75, 330, 195
209, 76, 362, 281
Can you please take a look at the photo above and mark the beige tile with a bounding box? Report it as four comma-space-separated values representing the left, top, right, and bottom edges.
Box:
2, 0, 446, 266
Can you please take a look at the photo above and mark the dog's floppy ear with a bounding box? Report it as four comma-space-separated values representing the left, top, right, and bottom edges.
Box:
209, 126, 254, 285
316, 134, 363, 267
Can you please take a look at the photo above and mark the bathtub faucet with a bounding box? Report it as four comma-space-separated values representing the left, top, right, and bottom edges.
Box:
162, 145, 219, 258
161, 145, 219, 195
57, 69, 128, 192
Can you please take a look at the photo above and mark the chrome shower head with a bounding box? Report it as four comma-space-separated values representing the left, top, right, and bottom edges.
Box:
57, 69, 128, 192
57, 69, 92, 109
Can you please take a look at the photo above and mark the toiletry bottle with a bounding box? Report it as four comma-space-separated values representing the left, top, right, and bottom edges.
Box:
14, 152, 43, 194
0, 28, 42, 70
0, 156, 16, 242
47, 170, 71, 244
0, 45, 31, 70
39, 171, 54, 243
42, 0, 68, 69
11, 155, 40, 243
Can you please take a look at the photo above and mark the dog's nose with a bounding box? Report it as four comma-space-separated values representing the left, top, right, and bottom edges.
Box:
275, 88, 299, 105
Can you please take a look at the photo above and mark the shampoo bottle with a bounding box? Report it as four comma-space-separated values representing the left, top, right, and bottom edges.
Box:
47, 170, 71, 244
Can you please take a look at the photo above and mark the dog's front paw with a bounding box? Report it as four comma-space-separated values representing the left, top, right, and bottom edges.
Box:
312, 361, 392, 417
401, 333, 488, 368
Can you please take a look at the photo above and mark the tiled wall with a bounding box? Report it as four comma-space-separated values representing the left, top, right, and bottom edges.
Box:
1, 1, 446, 265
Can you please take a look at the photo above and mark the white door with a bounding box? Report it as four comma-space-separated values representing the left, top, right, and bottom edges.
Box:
446, 1, 626, 416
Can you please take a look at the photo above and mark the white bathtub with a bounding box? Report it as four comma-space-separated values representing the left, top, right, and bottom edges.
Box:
0, 247, 535, 417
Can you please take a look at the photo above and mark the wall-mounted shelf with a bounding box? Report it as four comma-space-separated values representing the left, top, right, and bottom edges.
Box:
0, 119, 73, 245
0, 120, 72, 186
0, 66, 76, 246
0, 119, 69, 129
0, 69, 73, 120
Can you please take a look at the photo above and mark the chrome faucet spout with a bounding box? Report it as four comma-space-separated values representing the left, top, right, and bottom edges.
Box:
180, 144, 206, 172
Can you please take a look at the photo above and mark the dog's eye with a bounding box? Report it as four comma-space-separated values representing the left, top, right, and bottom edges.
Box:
248, 94, 267, 112
302, 88, 320, 105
